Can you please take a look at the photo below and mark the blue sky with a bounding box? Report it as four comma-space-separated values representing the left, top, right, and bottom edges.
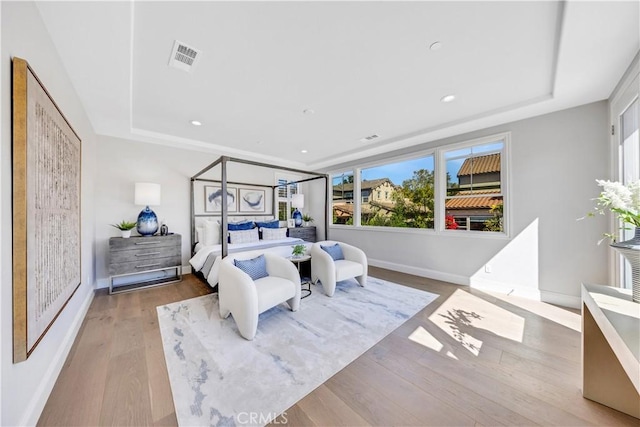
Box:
335, 141, 503, 186
362, 156, 434, 185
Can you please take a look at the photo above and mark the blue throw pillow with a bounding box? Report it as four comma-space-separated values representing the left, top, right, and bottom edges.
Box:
228, 221, 254, 231
255, 219, 280, 229
234, 255, 269, 280
321, 243, 345, 261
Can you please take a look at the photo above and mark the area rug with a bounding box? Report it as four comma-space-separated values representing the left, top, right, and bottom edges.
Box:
157, 277, 438, 427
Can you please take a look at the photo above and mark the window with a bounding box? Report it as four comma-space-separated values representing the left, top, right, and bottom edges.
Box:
329, 132, 509, 236
618, 98, 639, 289
276, 174, 299, 221
360, 156, 435, 228
443, 139, 505, 232
332, 171, 354, 224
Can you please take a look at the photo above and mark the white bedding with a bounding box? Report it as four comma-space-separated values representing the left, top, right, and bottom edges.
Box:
189, 237, 309, 287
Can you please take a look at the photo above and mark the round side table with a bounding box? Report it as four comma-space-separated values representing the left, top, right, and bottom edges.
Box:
287, 255, 312, 298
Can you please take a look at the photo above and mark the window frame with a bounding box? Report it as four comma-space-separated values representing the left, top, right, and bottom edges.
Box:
275, 173, 301, 221
611, 61, 640, 289
437, 132, 510, 237
331, 170, 356, 226
328, 132, 511, 239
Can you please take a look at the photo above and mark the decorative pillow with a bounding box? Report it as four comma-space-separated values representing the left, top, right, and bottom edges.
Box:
234, 255, 269, 280
228, 220, 255, 231
201, 220, 220, 246
261, 227, 288, 240
321, 243, 345, 261
195, 226, 205, 244
229, 228, 260, 244
255, 219, 280, 229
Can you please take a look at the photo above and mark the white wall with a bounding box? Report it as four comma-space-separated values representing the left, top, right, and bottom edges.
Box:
95, 135, 217, 284
94, 137, 327, 286
1, 2, 98, 425
328, 101, 611, 307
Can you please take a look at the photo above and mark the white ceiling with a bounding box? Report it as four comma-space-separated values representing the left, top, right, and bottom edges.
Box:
36, 1, 639, 170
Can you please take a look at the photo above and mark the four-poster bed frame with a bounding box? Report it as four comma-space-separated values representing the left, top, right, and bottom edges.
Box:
190, 156, 329, 258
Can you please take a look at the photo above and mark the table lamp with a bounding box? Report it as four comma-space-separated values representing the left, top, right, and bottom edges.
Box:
292, 193, 304, 227
135, 182, 161, 236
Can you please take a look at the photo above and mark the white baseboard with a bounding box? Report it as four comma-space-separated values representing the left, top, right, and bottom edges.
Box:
368, 258, 469, 286
540, 290, 581, 309
469, 277, 542, 301
21, 285, 95, 426
96, 277, 109, 289
370, 258, 580, 308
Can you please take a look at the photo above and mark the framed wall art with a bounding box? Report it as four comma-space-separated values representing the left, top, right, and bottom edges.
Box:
239, 188, 266, 213
12, 57, 82, 363
204, 185, 237, 213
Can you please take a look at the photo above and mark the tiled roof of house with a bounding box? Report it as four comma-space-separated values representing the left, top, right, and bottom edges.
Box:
457, 153, 501, 177
333, 178, 394, 192
445, 190, 503, 210
333, 202, 393, 215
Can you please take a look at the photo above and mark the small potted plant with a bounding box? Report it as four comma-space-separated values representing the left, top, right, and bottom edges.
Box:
111, 220, 137, 238
291, 244, 306, 258
301, 213, 314, 227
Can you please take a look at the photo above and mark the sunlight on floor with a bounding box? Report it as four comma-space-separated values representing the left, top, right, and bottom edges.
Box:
428, 289, 525, 356
485, 290, 581, 332
408, 326, 459, 359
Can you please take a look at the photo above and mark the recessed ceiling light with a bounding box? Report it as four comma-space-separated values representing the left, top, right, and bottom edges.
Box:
429, 41, 443, 50
440, 94, 456, 103
303, 109, 315, 115
301, 149, 308, 154
190, 120, 202, 126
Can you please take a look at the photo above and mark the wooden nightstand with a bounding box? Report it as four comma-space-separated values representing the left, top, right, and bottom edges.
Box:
109, 234, 182, 294
288, 226, 316, 242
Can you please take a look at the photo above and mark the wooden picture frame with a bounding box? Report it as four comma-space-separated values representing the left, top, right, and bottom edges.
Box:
204, 186, 237, 213
239, 188, 266, 213
12, 57, 82, 363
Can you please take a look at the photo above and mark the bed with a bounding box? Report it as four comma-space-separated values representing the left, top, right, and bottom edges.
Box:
190, 237, 312, 288
189, 156, 329, 288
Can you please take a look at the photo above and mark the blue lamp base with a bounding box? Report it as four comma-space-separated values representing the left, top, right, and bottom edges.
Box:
292, 208, 302, 227
137, 206, 158, 236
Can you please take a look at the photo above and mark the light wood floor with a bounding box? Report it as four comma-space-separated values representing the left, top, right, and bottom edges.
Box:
38, 268, 638, 426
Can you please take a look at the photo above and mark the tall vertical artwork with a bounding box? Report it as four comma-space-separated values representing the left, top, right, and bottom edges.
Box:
12, 58, 82, 363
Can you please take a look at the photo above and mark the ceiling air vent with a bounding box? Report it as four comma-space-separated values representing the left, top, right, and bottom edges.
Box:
168, 40, 201, 72
360, 134, 381, 143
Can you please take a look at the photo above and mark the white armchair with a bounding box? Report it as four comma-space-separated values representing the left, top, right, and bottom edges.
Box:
311, 241, 367, 297
219, 252, 301, 340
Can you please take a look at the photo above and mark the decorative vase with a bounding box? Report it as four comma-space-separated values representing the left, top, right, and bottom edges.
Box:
610, 227, 640, 303
292, 209, 302, 227
137, 206, 158, 236
121, 229, 132, 239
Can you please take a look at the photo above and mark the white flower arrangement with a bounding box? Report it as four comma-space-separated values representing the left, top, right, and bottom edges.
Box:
588, 179, 640, 242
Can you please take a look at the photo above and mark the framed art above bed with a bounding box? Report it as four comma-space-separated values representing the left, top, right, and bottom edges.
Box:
239, 188, 266, 213
205, 186, 237, 213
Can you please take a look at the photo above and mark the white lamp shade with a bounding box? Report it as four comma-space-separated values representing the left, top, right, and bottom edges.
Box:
291, 193, 304, 209
135, 183, 161, 206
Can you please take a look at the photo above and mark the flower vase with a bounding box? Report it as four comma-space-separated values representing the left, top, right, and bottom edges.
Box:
610, 227, 640, 303
121, 229, 132, 238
